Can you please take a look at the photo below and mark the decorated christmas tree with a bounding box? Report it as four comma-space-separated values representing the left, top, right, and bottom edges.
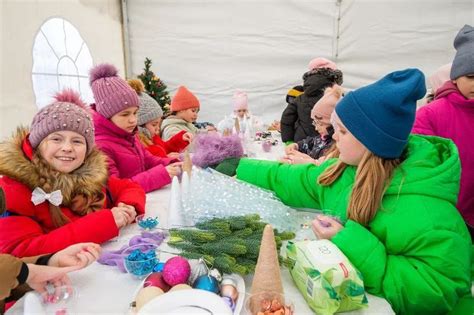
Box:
138, 57, 171, 114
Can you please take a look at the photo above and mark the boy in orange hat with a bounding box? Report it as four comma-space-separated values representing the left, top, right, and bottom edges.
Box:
161, 86, 202, 141
162, 86, 216, 140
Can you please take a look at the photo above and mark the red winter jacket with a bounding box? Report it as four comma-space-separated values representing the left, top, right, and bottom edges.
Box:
0, 134, 146, 257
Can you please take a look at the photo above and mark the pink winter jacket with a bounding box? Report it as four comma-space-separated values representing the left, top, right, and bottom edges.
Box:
412, 81, 474, 228
92, 107, 172, 192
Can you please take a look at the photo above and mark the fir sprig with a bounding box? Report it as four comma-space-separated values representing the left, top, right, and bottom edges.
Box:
167, 215, 295, 275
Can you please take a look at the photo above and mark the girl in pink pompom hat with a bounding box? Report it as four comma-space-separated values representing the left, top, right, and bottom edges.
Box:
217, 90, 263, 136
89, 63, 182, 193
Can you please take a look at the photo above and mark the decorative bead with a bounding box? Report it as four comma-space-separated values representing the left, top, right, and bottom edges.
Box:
53, 115, 57, 119
85, 129, 89, 133
77, 118, 81, 122
62, 123, 67, 127
138, 217, 159, 230
125, 101, 128, 105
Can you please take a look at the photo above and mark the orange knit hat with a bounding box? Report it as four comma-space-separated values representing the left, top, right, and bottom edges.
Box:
170, 86, 200, 112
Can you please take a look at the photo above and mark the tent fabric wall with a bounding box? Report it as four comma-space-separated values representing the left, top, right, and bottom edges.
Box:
0, 0, 125, 139
127, 0, 473, 125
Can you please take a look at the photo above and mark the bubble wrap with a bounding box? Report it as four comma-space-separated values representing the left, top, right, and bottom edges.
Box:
182, 167, 299, 231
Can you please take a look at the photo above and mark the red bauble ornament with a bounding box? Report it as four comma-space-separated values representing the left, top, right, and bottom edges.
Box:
143, 272, 171, 292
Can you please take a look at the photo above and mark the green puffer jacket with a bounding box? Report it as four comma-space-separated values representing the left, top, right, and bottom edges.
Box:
237, 135, 472, 315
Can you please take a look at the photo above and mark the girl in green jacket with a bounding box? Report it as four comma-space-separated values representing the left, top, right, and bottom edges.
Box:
236, 69, 472, 315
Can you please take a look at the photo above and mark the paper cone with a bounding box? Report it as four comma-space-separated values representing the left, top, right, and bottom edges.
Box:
181, 171, 190, 196
182, 151, 192, 177
168, 176, 184, 228
251, 225, 283, 296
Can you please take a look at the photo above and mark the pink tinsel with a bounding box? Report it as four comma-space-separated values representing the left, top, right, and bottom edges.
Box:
192, 133, 244, 168
89, 63, 118, 85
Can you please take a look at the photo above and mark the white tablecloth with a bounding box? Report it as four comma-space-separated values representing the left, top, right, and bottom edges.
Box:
8, 139, 394, 314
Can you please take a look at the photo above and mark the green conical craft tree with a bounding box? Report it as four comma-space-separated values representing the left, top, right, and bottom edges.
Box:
138, 57, 171, 114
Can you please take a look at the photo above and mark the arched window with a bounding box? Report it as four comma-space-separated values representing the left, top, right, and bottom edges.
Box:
32, 18, 93, 109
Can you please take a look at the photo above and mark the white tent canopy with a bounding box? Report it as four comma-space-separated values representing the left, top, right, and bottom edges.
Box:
126, 0, 473, 124
1, 0, 473, 138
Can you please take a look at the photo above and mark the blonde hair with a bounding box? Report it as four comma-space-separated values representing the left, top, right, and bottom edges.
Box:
318, 151, 402, 225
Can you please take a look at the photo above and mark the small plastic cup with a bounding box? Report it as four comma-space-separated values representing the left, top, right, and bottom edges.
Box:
245, 291, 294, 315
41, 285, 77, 315
136, 214, 159, 230
123, 244, 160, 279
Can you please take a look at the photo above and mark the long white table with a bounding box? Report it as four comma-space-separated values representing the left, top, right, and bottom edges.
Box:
7, 138, 394, 314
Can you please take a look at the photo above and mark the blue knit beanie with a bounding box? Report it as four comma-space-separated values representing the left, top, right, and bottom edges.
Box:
335, 69, 426, 159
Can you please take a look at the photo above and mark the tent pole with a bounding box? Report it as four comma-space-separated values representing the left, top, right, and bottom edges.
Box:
121, 0, 132, 78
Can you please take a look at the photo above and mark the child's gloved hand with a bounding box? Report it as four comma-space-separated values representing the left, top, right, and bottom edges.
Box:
182, 132, 193, 142
48, 243, 101, 269
311, 214, 343, 239
166, 162, 183, 178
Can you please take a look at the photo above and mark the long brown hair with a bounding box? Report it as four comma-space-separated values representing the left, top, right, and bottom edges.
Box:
33, 153, 105, 228
318, 151, 402, 225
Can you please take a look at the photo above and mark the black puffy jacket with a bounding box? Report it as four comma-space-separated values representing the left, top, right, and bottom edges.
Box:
281, 69, 342, 142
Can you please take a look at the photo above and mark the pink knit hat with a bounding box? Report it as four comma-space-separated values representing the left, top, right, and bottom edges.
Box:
233, 90, 248, 111
308, 57, 337, 71
89, 63, 139, 118
311, 85, 343, 124
428, 63, 452, 94
29, 89, 95, 153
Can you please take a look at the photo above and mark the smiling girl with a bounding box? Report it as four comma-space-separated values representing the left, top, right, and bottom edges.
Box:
0, 90, 145, 257
89, 64, 182, 193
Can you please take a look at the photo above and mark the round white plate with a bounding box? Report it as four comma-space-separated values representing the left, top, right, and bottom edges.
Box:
138, 289, 233, 315
131, 270, 245, 314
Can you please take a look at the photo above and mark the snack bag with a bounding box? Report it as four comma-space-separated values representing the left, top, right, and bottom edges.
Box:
286, 239, 367, 315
